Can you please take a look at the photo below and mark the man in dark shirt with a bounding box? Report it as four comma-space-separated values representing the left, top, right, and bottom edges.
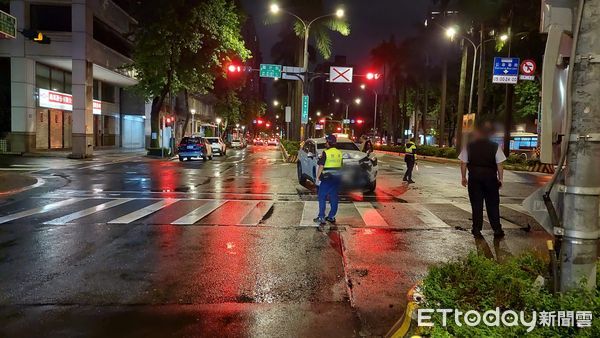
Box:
459, 123, 506, 238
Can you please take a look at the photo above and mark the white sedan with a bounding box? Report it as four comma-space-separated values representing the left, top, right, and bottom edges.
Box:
205, 137, 227, 156
297, 137, 378, 192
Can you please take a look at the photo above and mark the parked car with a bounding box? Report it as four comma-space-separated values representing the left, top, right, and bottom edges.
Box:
267, 138, 279, 146
297, 137, 378, 192
178, 136, 213, 161
205, 137, 227, 156
231, 139, 246, 149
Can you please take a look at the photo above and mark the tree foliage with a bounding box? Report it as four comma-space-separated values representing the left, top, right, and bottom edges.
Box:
514, 80, 540, 121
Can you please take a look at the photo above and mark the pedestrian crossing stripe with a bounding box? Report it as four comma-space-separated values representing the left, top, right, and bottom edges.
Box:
0, 198, 536, 229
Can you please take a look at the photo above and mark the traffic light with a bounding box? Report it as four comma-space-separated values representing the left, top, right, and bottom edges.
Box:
227, 64, 252, 73
21, 29, 51, 44
165, 116, 173, 127
356, 119, 364, 125
366, 72, 381, 80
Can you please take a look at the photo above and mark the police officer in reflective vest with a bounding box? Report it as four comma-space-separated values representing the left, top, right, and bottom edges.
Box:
459, 122, 506, 238
403, 138, 417, 183
314, 134, 343, 228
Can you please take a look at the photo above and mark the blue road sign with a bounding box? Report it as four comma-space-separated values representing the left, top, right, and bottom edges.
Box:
492, 57, 520, 84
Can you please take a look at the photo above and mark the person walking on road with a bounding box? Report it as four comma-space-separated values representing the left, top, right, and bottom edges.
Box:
403, 138, 417, 183
459, 123, 506, 238
314, 134, 343, 230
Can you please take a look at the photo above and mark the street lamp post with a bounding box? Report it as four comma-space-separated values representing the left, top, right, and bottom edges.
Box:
215, 118, 222, 138
361, 84, 378, 134
270, 4, 344, 140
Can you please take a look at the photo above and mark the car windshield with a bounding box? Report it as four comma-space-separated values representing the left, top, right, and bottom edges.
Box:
181, 137, 202, 145
206, 138, 220, 144
316, 142, 359, 151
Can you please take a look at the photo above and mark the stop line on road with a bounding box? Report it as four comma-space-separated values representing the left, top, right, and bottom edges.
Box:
0, 197, 534, 230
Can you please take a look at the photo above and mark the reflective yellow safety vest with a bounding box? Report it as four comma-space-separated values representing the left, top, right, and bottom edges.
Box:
324, 147, 343, 170
405, 142, 416, 155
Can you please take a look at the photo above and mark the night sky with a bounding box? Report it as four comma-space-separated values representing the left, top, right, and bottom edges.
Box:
240, 0, 431, 68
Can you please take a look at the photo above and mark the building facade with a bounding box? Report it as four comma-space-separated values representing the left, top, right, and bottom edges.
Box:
0, 0, 144, 157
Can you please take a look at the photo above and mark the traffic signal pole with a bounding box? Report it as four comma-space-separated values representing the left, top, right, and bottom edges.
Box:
560, 0, 600, 291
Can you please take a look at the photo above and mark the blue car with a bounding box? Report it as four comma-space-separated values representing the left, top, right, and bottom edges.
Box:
178, 137, 213, 161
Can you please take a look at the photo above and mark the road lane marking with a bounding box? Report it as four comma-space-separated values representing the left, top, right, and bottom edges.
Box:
425, 165, 434, 169
406, 204, 450, 228
108, 199, 180, 224
171, 200, 225, 225
454, 203, 521, 229
44, 199, 134, 225
300, 201, 319, 227
354, 202, 389, 227
0, 198, 84, 224
239, 201, 274, 225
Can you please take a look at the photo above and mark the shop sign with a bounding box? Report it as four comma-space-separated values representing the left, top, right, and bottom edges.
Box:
39, 88, 102, 115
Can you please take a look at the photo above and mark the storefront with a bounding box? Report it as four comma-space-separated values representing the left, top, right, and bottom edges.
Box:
36, 88, 103, 149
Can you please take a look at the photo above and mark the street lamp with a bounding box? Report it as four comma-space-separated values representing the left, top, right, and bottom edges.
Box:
190, 109, 196, 135
270, 3, 345, 139
316, 111, 321, 116
445, 26, 457, 40
273, 100, 279, 107
500, 33, 509, 42
354, 98, 362, 105
361, 84, 379, 134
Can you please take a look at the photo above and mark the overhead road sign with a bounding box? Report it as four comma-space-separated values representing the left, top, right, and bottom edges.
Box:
492, 57, 520, 84
282, 66, 305, 81
301, 95, 309, 124
329, 66, 353, 83
0, 10, 17, 39
519, 59, 537, 81
259, 64, 282, 79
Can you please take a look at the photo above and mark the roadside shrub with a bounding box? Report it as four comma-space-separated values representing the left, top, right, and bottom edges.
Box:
417, 145, 442, 157
421, 252, 600, 337
506, 153, 528, 165
281, 140, 300, 156
437, 147, 458, 159
376, 145, 405, 153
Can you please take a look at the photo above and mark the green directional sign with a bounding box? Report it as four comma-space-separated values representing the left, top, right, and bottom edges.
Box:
259, 64, 282, 79
0, 10, 17, 39
301, 95, 309, 124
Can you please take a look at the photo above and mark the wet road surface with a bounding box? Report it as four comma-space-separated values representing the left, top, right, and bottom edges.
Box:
0, 147, 552, 337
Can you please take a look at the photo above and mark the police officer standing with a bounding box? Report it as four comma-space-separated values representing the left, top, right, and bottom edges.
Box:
458, 123, 506, 238
314, 134, 343, 229
403, 138, 417, 183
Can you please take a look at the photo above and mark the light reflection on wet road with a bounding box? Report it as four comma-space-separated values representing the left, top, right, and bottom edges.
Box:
0, 146, 553, 336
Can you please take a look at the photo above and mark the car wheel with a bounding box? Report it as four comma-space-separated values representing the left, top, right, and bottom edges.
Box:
203, 156, 207, 161
297, 163, 307, 185
209, 155, 213, 160
178, 156, 184, 162
366, 180, 377, 193
187, 157, 191, 161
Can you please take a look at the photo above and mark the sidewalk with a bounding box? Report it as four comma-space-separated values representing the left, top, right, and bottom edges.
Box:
0, 172, 39, 195
21, 148, 146, 159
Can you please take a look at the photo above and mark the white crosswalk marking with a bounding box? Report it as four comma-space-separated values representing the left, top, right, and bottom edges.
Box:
44, 199, 134, 225
406, 204, 450, 228
0, 198, 84, 224
108, 199, 179, 224
300, 201, 319, 227
454, 203, 521, 229
354, 202, 389, 227
171, 200, 225, 225
425, 165, 434, 169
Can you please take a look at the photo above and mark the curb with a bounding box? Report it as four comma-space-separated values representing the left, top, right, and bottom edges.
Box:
0, 175, 44, 196
375, 150, 461, 165
385, 283, 424, 338
279, 143, 298, 163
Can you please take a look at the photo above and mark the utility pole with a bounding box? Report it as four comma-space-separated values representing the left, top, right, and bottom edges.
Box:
503, 6, 514, 157
561, 0, 600, 291
477, 23, 486, 115
456, 41, 468, 150
439, 57, 448, 146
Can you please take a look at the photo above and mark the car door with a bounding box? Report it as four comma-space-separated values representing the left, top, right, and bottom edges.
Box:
308, 142, 319, 180
298, 141, 309, 177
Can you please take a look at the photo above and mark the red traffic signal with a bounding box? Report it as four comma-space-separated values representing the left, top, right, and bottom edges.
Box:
165, 116, 173, 127
319, 119, 326, 124
266, 123, 271, 128
227, 64, 252, 73
356, 119, 364, 124
366, 72, 381, 80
